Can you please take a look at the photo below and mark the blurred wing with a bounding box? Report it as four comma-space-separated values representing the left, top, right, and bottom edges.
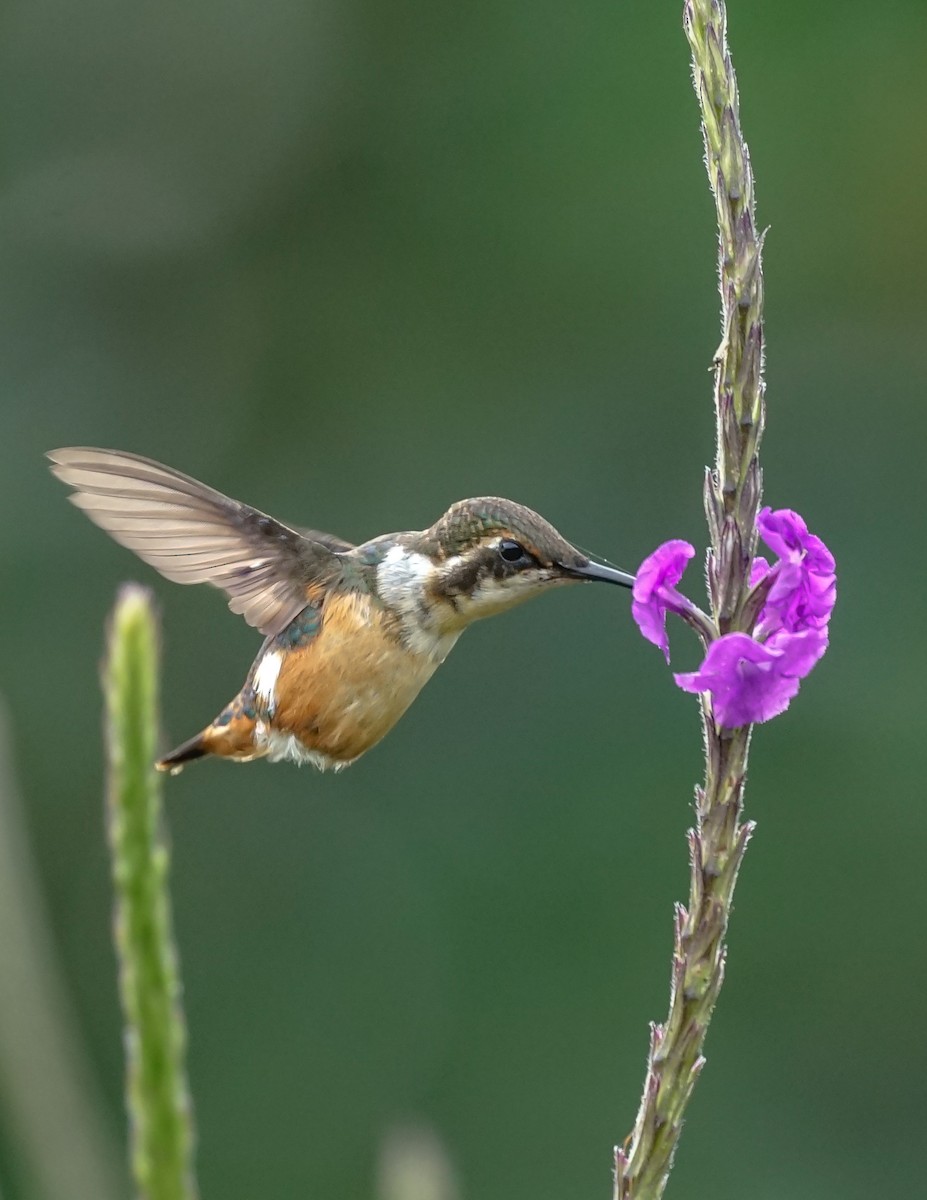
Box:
48, 447, 351, 636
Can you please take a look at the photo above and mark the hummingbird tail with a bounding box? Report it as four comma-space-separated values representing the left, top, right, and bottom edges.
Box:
156, 703, 267, 775
156, 732, 209, 775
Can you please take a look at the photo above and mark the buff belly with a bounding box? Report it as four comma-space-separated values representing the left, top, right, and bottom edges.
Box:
252, 594, 450, 770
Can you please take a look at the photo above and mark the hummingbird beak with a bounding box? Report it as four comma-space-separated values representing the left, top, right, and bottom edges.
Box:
558, 558, 635, 588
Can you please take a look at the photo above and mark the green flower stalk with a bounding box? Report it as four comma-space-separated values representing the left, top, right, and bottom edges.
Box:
105, 586, 197, 1200
614, 1, 766, 1196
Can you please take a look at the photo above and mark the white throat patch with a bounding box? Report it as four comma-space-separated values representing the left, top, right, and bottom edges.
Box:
376, 544, 460, 662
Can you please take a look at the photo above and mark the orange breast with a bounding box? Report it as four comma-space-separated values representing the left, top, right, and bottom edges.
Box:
270, 591, 439, 763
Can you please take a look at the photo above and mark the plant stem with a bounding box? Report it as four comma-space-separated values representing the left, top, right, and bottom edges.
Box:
105, 585, 197, 1200
613, 2, 766, 1196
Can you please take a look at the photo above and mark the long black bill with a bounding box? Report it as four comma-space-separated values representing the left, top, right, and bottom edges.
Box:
560, 559, 635, 588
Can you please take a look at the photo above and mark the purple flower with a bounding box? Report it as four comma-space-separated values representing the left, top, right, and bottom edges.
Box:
753, 508, 836, 637
758, 508, 834, 575
631, 540, 696, 662
631, 508, 835, 727
749, 556, 771, 587
675, 627, 829, 727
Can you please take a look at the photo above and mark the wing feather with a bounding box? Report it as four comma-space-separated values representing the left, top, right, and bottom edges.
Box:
48, 447, 353, 636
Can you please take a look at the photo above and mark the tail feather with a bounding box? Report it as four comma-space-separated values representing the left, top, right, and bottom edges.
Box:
157, 733, 208, 775
156, 705, 265, 775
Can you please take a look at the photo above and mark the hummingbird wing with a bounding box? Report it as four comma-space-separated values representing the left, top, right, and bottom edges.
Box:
292, 526, 355, 554
48, 447, 353, 637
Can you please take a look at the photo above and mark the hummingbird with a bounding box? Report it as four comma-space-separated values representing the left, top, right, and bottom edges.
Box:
49, 447, 634, 774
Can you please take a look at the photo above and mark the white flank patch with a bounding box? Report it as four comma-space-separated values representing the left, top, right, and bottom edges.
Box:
376, 545, 460, 662
251, 722, 348, 771
253, 651, 283, 714
266, 730, 349, 772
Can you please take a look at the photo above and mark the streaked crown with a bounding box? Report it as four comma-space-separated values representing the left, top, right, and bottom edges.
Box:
428, 497, 587, 570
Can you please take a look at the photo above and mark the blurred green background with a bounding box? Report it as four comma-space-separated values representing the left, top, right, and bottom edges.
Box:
2, 1, 925, 1197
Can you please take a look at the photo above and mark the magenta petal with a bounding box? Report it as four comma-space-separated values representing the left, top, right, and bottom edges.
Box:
632, 539, 695, 598
749, 556, 771, 587
674, 628, 828, 728
757, 508, 808, 562
758, 508, 836, 574
764, 569, 835, 635
755, 509, 837, 636
766, 627, 829, 675
631, 540, 695, 662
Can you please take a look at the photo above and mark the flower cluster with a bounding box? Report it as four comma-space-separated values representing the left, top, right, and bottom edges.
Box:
632, 509, 835, 727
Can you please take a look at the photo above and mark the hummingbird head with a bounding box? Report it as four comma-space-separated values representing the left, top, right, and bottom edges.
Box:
413, 496, 634, 630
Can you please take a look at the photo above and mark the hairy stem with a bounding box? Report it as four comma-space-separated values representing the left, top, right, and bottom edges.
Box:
105, 586, 198, 1200
614, 2, 765, 1196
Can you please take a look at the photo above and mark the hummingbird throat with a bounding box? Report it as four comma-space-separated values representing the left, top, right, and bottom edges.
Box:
375, 545, 463, 661
375, 539, 553, 651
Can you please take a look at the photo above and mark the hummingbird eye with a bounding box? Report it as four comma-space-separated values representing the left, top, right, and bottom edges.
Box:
498, 538, 529, 564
